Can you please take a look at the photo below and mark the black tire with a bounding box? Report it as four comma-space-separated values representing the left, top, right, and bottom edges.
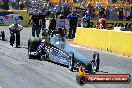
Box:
28, 37, 42, 59
76, 74, 85, 85
92, 52, 100, 72
1, 31, 5, 41
41, 51, 49, 61
69, 52, 75, 72
95, 52, 100, 72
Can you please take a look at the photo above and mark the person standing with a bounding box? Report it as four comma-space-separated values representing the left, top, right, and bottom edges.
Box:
105, 5, 110, 20
118, 5, 124, 20
3, 0, 9, 10
57, 10, 66, 29
67, 10, 80, 39
82, 11, 91, 28
48, 17, 56, 34
31, 9, 41, 37
39, 9, 46, 30
39, 9, 46, 37
9, 22, 23, 48
98, 6, 105, 19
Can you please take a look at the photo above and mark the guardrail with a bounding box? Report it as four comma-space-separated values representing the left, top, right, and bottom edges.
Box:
74, 27, 132, 56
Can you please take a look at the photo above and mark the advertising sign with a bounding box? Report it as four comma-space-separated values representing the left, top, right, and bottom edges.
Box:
0, 12, 23, 25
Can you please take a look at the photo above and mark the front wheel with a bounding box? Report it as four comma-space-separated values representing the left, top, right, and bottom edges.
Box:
92, 52, 100, 72
76, 74, 86, 85
69, 52, 75, 72
41, 50, 49, 61
28, 37, 42, 59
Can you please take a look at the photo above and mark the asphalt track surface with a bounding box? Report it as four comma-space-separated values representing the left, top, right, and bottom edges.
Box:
0, 26, 132, 88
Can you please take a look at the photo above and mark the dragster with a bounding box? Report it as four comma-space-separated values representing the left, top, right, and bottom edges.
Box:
28, 29, 100, 73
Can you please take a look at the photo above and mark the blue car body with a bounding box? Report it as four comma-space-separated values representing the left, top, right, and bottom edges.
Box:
44, 34, 93, 72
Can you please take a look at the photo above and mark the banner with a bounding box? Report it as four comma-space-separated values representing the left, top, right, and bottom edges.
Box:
0, 10, 30, 26
89, 20, 132, 30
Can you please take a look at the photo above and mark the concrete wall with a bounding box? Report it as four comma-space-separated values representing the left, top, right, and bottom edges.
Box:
74, 27, 132, 56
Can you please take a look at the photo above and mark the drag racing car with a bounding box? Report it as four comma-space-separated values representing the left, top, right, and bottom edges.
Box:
28, 29, 100, 73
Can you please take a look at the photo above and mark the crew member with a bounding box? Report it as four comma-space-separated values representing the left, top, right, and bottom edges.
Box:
67, 10, 80, 39
57, 11, 68, 37
57, 11, 66, 29
96, 15, 108, 29
9, 22, 23, 48
31, 9, 41, 37
48, 17, 56, 34
39, 9, 46, 37
39, 9, 46, 30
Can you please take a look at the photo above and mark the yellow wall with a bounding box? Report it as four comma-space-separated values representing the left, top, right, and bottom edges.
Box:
74, 28, 132, 56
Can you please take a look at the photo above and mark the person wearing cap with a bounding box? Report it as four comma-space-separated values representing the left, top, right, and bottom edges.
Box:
82, 11, 91, 28
31, 9, 41, 37
67, 9, 80, 39
9, 22, 23, 48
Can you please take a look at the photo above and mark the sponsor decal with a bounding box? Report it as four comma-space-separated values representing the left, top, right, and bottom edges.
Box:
89, 21, 132, 29
76, 74, 131, 85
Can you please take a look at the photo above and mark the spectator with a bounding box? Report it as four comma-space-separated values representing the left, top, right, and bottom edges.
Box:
109, 5, 118, 20
125, 7, 131, 21
63, 2, 70, 18
96, 0, 101, 10
67, 10, 80, 39
80, 2, 86, 17
39, 9, 46, 30
57, 10, 65, 19
105, 5, 110, 20
19, 1, 25, 10
10, 0, 16, 9
3, 0, 9, 10
55, 3, 62, 18
70, 3, 76, 12
57, 11, 66, 28
82, 11, 91, 28
98, 6, 105, 18
16, 0, 20, 10
130, 7, 132, 20
114, 6, 119, 20
118, 5, 124, 20
87, 2, 95, 19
